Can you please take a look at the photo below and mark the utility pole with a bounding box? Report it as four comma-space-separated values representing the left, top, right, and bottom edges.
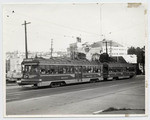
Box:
50, 39, 53, 58
22, 21, 31, 59
109, 40, 112, 56
103, 39, 108, 54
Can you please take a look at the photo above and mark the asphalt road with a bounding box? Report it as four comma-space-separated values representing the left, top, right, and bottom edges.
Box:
6, 75, 145, 115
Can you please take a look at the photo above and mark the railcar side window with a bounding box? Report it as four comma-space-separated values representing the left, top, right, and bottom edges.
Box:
126, 67, 129, 72
40, 65, 46, 74
103, 64, 109, 73
70, 66, 74, 73
117, 68, 121, 72
58, 66, 63, 74
90, 66, 93, 73
95, 66, 99, 73
123, 67, 126, 72
63, 66, 67, 73
93, 66, 96, 73
74, 66, 79, 73
109, 68, 112, 72
39, 65, 106, 74
87, 66, 92, 73
50, 65, 55, 74
79, 66, 82, 72
45, 65, 50, 74
82, 66, 86, 73
24, 65, 38, 73
99, 67, 101, 73
30, 65, 38, 73
45, 65, 75, 74
129, 67, 135, 72
66, 66, 70, 73
22, 65, 25, 72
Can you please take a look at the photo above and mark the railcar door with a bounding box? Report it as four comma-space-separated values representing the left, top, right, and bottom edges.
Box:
75, 66, 83, 82
103, 63, 109, 80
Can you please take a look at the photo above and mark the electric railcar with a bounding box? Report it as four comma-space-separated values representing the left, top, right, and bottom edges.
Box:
17, 57, 136, 87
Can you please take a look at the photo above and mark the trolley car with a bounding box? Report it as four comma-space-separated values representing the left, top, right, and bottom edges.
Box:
17, 57, 136, 87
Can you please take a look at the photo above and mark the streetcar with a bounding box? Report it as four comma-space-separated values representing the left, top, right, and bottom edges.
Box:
17, 57, 136, 87
17, 57, 103, 87
103, 62, 136, 80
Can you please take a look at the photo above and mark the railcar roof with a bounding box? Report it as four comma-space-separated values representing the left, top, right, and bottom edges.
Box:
22, 57, 134, 67
108, 62, 135, 68
22, 57, 102, 66
39, 58, 101, 66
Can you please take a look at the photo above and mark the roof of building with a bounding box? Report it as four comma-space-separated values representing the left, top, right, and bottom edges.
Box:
110, 56, 127, 63
90, 40, 123, 48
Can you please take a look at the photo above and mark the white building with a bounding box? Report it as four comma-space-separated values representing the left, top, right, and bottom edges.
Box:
70, 40, 137, 63
9, 57, 23, 72
122, 54, 137, 64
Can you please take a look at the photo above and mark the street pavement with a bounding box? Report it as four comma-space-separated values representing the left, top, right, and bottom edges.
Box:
6, 75, 146, 116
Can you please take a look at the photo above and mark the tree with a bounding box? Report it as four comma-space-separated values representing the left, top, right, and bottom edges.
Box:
141, 46, 145, 74
128, 46, 145, 74
76, 52, 86, 59
99, 53, 109, 62
127, 46, 136, 54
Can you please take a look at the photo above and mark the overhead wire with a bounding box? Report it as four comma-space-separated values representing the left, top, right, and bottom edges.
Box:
12, 11, 101, 37
5, 7, 145, 47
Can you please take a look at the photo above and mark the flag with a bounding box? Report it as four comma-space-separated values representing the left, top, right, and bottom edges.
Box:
76, 37, 81, 43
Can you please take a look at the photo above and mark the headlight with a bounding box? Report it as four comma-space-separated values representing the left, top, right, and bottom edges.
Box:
24, 74, 29, 78
17, 81, 21, 83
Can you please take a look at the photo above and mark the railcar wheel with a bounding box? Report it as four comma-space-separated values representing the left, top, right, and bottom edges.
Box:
32, 84, 39, 88
90, 79, 96, 83
129, 75, 134, 78
60, 81, 66, 86
113, 77, 119, 80
50, 82, 56, 88
90, 78, 99, 83
57, 82, 61, 87
50, 82, 62, 88
90, 80, 95, 83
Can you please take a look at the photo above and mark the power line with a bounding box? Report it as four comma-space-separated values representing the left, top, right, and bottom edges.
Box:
9, 9, 145, 41
13, 11, 101, 37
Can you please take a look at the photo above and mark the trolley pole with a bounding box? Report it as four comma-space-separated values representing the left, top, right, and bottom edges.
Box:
22, 21, 31, 59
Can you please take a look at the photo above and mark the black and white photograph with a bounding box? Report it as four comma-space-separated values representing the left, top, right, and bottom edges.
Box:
2, 1, 148, 118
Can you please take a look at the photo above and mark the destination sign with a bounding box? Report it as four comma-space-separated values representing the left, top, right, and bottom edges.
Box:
23, 58, 34, 62
24, 63, 38, 65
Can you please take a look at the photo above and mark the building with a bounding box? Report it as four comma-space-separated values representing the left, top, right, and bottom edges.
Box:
9, 57, 24, 72
6, 51, 68, 74
67, 42, 78, 59
67, 40, 137, 63
85, 40, 128, 59
6, 59, 10, 73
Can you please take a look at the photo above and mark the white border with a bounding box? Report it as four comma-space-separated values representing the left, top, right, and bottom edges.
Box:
0, 0, 149, 120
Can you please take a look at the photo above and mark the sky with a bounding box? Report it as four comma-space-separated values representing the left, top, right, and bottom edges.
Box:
3, 3, 147, 52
